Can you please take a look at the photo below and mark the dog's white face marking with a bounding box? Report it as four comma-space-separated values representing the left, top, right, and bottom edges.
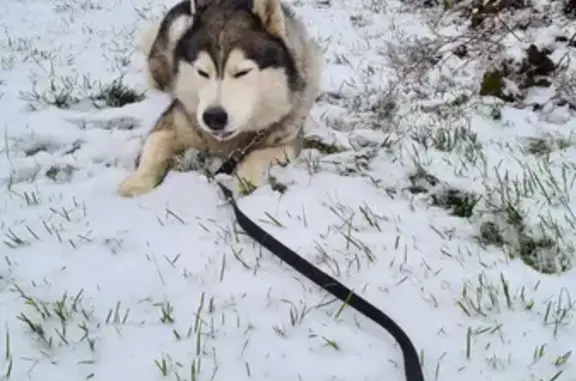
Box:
194, 49, 258, 139
174, 49, 292, 140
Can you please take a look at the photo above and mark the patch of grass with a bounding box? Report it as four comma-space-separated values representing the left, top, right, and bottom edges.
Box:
19, 74, 144, 110
172, 149, 213, 173
23, 143, 53, 157
45, 164, 75, 183
411, 122, 483, 167
20, 76, 81, 109
12, 286, 97, 351
524, 135, 573, 156
489, 106, 503, 120
90, 76, 145, 108
517, 45, 555, 89
334, 149, 378, 176
51, 0, 102, 13
479, 221, 505, 246
482, 189, 571, 274
237, 176, 257, 196
480, 45, 557, 103
268, 175, 288, 194
303, 136, 344, 154
480, 69, 517, 102
517, 234, 559, 274
369, 96, 397, 123
431, 124, 481, 153
526, 138, 553, 156
407, 166, 439, 194
469, 0, 529, 28
431, 188, 480, 218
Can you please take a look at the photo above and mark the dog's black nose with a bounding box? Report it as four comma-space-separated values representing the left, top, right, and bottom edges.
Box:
202, 107, 228, 131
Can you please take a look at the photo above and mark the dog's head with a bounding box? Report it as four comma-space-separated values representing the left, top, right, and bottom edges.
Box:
173, 0, 302, 140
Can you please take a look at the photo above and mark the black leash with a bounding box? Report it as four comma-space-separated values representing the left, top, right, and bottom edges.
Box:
212, 142, 425, 381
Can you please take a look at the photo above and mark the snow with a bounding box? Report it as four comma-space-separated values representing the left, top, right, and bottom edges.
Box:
1, 0, 576, 380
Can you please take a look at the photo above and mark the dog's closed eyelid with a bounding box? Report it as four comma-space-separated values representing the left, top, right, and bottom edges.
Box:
196, 69, 210, 78
232, 68, 253, 78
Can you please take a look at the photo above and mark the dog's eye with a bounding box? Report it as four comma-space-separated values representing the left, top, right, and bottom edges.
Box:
197, 69, 209, 78
233, 69, 252, 78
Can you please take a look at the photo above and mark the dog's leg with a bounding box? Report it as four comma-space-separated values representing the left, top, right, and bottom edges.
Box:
119, 130, 180, 197
119, 104, 199, 197
235, 144, 296, 189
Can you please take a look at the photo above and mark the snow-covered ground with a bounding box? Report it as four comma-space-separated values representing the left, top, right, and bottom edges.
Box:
1, 0, 576, 380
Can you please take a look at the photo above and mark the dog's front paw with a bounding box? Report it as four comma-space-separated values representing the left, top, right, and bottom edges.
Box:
118, 173, 159, 197
235, 162, 265, 195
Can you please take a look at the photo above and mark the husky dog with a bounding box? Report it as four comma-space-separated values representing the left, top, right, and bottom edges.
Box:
119, 0, 323, 197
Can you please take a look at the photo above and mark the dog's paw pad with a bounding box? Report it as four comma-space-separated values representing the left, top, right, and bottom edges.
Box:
118, 174, 158, 197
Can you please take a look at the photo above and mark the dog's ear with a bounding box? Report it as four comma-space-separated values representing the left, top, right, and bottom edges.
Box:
252, 0, 286, 39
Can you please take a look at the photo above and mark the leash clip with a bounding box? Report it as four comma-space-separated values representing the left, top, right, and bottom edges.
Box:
226, 130, 268, 166
228, 148, 245, 165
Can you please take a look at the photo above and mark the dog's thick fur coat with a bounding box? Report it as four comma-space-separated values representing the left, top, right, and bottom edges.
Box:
119, 0, 323, 197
